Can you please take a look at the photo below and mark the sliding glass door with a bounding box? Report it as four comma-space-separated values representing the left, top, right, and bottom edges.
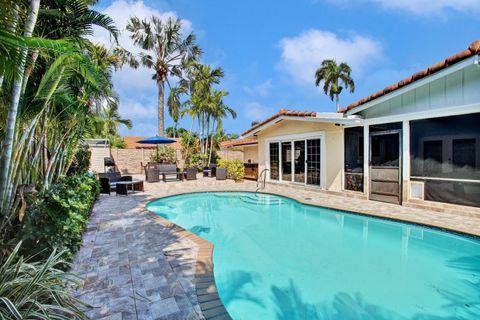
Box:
268, 135, 323, 187
307, 139, 321, 186
294, 140, 306, 183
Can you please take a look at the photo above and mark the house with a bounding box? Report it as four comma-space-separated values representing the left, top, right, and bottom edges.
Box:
241, 40, 480, 209
219, 138, 259, 179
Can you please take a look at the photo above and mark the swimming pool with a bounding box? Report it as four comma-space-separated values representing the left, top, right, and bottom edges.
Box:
146, 192, 480, 319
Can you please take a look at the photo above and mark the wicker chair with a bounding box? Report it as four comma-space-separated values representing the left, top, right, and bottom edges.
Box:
99, 178, 114, 195
216, 167, 227, 180
146, 168, 160, 182
185, 168, 197, 180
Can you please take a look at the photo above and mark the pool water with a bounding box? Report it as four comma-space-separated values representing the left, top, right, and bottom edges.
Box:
146, 192, 480, 320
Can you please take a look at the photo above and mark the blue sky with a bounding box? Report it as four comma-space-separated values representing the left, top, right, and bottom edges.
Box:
92, 0, 480, 136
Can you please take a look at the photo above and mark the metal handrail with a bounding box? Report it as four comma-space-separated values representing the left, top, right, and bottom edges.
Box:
256, 169, 269, 192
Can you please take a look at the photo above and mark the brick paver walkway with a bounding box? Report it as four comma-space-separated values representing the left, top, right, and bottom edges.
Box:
72, 176, 480, 320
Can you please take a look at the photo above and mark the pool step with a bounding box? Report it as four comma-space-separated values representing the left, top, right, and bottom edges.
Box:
240, 194, 284, 206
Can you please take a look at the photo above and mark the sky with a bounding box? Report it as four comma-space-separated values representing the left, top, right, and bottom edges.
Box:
91, 0, 480, 137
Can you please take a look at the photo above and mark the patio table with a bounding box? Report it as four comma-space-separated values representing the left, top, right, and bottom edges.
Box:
116, 179, 144, 195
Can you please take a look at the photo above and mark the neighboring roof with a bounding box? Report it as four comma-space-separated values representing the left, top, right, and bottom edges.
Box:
221, 138, 258, 149
241, 109, 317, 136
123, 136, 181, 149
339, 40, 480, 114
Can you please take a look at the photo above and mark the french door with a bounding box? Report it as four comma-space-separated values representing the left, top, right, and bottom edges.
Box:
268, 135, 323, 187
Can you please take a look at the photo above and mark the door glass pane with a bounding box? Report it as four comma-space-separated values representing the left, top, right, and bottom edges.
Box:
269, 143, 279, 180
307, 139, 321, 185
294, 140, 305, 183
281, 142, 292, 181
370, 134, 399, 167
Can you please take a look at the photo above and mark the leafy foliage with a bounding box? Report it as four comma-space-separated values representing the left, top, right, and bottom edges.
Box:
19, 174, 100, 261
150, 145, 176, 164
314, 59, 355, 110
217, 159, 244, 181
67, 143, 91, 175
0, 242, 86, 320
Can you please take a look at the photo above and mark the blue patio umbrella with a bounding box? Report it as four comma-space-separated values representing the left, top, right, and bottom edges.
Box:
137, 135, 176, 161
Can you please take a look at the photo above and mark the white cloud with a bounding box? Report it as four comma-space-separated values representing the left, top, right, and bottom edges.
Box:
244, 80, 272, 97
244, 102, 274, 122
326, 0, 480, 15
119, 99, 156, 119
278, 29, 382, 85
90, 0, 193, 91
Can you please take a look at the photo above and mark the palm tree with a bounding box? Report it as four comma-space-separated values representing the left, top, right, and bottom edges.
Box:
167, 86, 186, 138
314, 59, 355, 111
126, 16, 201, 136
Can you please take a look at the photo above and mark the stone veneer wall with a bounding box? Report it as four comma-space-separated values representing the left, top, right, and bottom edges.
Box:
110, 148, 185, 174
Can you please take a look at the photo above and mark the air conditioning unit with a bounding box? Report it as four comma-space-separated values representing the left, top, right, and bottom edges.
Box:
410, 181, 424, 200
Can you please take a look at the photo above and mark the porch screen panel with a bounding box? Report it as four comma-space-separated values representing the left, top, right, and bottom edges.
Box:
269, 142, 279, 180
410, 113, 480, 207
344, 127, 364, 191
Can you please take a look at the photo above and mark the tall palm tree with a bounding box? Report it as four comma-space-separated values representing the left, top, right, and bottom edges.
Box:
126, 16, 201, 136
314, 59, 355, 111
167, 85, 186, 138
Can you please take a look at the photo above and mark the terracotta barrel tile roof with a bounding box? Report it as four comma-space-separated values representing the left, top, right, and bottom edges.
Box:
220, 138, 257, 149
339, 40, 480, 113
241, 108, 317, 136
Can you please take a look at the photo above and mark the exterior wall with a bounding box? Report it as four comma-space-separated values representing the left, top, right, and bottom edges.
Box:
358, 65, 480, 119
257, 120, 343, 191
110, 148, 154, 174
89, 146, 111, 173
243, 145, 258, 163
217, 149, 244, 161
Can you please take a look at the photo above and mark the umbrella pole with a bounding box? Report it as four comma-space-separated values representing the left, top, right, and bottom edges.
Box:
157, 144, 159, 163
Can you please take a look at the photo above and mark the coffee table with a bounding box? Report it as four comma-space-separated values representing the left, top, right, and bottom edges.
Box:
116, 179, 144, 195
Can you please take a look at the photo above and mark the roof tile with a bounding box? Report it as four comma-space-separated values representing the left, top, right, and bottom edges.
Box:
340, 40, 480, 113
241, 109, 316, 136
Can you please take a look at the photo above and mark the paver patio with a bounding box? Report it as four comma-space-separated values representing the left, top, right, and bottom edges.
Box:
72, 176, 480, 319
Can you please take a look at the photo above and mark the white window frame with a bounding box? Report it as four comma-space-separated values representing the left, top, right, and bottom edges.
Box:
265, 131, 326, 189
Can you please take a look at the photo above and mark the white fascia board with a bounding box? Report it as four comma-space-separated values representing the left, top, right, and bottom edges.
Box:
345, 56, 479, 116
241, 114, 364, 138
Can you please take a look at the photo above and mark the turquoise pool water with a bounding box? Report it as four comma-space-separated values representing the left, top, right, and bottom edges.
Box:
146, 192, 480, 320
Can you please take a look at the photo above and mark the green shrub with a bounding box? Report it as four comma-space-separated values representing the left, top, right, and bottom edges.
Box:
217, 159, 244, 181
189, 153, 205, 170
67, 143, 91, 175
150, 145, 176, 163
20, 174, 100, 261
0, 242, 86, 319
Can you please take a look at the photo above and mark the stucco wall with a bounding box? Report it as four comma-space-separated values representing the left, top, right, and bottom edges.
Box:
217, 149, 244, 161
243, 145, 259, 163
256, 120, 343, 191
89, 146, 111, 173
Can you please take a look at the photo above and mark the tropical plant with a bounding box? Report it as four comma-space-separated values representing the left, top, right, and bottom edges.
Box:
165, 126, 187, 138
20, 174, 100, 261
0, 242, 85, 319
217, 159, 244, 181
67, 143, 92, 175
314, 59, 355, 111
150, 145, 176, 164
126, 15, 201, 136
167, 85, 187, 138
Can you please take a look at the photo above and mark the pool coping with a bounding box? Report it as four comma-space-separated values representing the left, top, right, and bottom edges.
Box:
140, 195, 232, 320
139, 187, 480, 320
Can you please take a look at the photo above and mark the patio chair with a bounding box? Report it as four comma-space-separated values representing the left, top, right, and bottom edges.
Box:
99, 177, 114, 195
158, 164, 178, 182
146, 168, 160, 183
216, 167, 227, 180
185, 167, 197, 180
98, 172, 132, 194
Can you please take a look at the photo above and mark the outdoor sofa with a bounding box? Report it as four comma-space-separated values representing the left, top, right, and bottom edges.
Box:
158, 164, 178, 182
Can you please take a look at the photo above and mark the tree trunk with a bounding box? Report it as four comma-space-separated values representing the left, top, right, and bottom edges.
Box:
157, 81, 165, 136
335, 94, 339, 111
208, 120, 216, 165
0, 0, 40, 212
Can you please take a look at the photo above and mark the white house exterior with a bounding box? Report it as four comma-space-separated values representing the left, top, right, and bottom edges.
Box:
241, 40, 480, 209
